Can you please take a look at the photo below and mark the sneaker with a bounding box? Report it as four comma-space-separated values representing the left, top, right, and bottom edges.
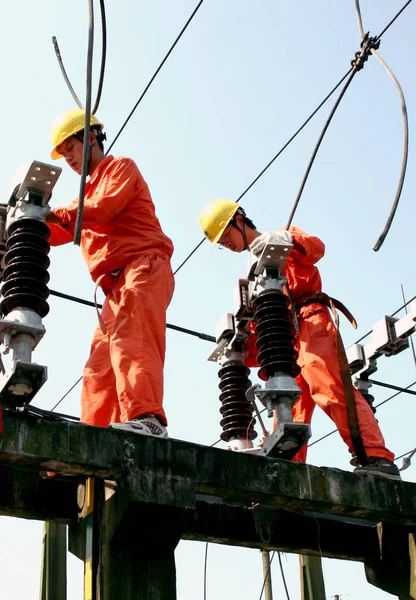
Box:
109, 415, 168, 439
353, 457, 401, 480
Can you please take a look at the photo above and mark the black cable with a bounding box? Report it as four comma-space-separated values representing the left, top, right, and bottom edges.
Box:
368, 378, 416, 396
203, 542, 208, 600
92, 0, 107, 115
237, 69, 352, 204
258, 550, 276, 600
106, 0, 205, 155
278, 552, 291, 600
308, 380, 416, 448
285, 66, 358, 228
51, 36, 83, 108
173, 237, 206, 276
173, 68, 353, 276
375, 0, 413, 42
49, 289, 216, 342
175, 2, 413, 273
51, 375, 83, 413
74, 0, 94, 247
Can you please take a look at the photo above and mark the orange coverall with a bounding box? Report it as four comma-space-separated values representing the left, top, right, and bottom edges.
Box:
48, 156, 174, 427
245, 226, 394, 463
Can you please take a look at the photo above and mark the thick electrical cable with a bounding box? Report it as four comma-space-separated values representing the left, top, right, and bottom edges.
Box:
106, 0, 205, 155
174, 68, 353, 275
308, 380, 416, 448
92, 0, 107, 115
258, 551, 276, 600
355, 0, 409, 252
285, 67, 359, 228
49, 288, 215, 342
74, 0, 94, 246
52, 36, 83, 108
371, 49, 408, 251
237, 69, 352, 204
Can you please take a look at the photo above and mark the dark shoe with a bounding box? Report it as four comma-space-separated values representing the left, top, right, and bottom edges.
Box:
354, 457, 401, 480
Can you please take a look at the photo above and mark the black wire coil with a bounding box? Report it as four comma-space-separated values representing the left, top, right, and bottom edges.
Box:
218, 360, 256, 442
254, 289, 300, 381
1, 219, 50, 318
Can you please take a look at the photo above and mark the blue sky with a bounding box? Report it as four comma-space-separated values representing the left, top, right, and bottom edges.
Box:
0, 1, 415, 598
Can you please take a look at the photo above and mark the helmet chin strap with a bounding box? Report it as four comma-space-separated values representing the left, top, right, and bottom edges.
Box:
234, 222, 249, 251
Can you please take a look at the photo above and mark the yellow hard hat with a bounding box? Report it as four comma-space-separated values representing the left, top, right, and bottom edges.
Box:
50, 108, 104, 160
199, 198, 240, 246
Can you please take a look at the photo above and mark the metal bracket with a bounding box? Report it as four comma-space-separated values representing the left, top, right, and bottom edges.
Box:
0, 360, 47, 407
13, 161, 62, 204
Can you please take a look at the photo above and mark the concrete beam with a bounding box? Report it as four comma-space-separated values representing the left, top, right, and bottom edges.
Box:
1, 410, 415, 527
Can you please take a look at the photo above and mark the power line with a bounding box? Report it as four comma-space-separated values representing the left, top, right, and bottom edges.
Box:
106, 0, 205, 155
173, 68, 352, 275
49, 289, 215, 343
173, 0, 412, 274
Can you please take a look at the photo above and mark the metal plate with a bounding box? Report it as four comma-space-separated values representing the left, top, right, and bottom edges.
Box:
16, 161, 62, 203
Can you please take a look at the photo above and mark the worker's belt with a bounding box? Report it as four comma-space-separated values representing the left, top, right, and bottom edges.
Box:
294, 291, 357, 329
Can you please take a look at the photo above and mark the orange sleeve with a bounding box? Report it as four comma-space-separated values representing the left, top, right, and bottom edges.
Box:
53, 158, 139, 229
47, 220, 74, 246
288, 225, 325, 265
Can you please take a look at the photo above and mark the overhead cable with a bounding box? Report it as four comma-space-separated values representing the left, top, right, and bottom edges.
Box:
355, 0, 410, 252
368, 378, 416, 396
174, 1, 412, 274
52, 36, 83, 108
49, 289, 215, 342
106, 0, 205, 154
92, 0, 107, 115
173, 68, 353, 275
52, 0, 107, 114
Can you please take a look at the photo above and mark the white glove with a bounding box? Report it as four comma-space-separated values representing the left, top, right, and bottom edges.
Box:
249, 230, 293, 256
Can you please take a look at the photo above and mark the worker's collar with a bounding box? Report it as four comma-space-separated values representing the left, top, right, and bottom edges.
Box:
87, 155, 115, 184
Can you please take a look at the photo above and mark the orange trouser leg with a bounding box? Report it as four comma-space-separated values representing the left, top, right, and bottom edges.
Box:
110, 255, 174, 425
291, 373, 316, 463
81, 296, 121, 426
296, 309, 394, 462
81, 255, 174, 427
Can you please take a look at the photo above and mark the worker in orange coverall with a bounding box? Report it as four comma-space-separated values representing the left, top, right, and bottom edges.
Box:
199, 199, 400, 479
46, 108, 174, 438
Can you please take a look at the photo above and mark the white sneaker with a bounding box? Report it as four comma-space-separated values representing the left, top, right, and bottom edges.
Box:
109, 415, 168, 438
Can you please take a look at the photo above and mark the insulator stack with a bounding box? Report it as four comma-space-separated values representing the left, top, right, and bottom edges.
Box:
253, 289, 300, 381
218, 360, 256, 442
1, 219, 50, 318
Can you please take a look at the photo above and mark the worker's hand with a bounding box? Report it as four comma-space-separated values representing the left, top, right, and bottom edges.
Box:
249, 230, 293, 256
